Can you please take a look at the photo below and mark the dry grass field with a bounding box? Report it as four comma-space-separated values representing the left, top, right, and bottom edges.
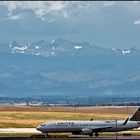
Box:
0, 105, 139, 128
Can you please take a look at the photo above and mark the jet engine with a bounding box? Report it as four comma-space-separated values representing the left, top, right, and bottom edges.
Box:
81, 128, 93, 135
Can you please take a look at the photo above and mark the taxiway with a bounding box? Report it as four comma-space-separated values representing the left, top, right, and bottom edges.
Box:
0, 128, 140, 139
1, 135, 140, 140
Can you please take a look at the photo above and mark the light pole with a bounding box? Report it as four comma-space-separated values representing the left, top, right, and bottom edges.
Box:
115, 119, 118, 140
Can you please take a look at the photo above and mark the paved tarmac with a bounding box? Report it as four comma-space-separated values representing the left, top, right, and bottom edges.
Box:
0, 128, 40, 133
1, 135, 140, 140
0, 128, 140, 139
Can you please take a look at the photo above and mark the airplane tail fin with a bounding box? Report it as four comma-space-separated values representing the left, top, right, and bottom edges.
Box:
130, 107, 140, 121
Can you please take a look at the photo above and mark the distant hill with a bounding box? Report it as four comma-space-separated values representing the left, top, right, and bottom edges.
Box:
0, 38, 140, 97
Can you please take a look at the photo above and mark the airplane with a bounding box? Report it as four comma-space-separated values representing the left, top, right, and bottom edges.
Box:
36, 107, 140, 137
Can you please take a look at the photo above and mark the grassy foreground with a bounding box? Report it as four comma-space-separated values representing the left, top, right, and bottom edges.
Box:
0, 105, 137, 128
0, 111, 129, 128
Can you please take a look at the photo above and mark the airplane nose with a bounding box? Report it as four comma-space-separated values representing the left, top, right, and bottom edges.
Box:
36, 126, 42, 131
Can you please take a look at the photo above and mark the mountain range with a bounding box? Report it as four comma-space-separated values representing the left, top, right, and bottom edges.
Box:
0, 38, 140, 97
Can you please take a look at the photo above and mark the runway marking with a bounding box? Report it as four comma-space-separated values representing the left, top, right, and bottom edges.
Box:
0, 128, 40, 133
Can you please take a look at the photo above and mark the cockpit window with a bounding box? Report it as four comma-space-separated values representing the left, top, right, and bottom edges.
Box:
41, 123, 46, 126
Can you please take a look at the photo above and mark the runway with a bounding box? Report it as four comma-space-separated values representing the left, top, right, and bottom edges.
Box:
1, 135, 140, 140
0, 128, 40, 133
0, 128, 140, 139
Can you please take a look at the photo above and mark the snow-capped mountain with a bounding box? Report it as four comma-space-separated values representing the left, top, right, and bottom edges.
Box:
111, 47, 140, 55
0, 38, 138, 58
7, 38, 100, 57
0, 38, 140, 97
6, 39, 140, 58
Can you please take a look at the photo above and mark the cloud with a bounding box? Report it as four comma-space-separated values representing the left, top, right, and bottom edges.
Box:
6, 13, 21, 20
132, 1, 140, 4
134, 20, 140, 25
0, 1, 98, 22
105, 89, 113, 96
0, 1, 69, 21
48, 1, 67, 11
102, 1, 115, 7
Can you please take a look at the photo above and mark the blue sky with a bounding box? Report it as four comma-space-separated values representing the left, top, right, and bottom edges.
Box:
0, 1, 140, 49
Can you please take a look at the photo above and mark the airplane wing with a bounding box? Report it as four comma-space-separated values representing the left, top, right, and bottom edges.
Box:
81, 126, 113, 135
92, 126, 112, 132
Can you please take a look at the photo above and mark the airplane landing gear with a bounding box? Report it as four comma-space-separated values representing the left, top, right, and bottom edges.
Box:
30, 134, 46, 138
45, 133, 48, 137
95, 132, 99, 137
89, 133, 93, 137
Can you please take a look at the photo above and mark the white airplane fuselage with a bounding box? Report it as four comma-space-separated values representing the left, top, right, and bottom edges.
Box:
36, 107, 140, 136
36, 120, 140, 134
